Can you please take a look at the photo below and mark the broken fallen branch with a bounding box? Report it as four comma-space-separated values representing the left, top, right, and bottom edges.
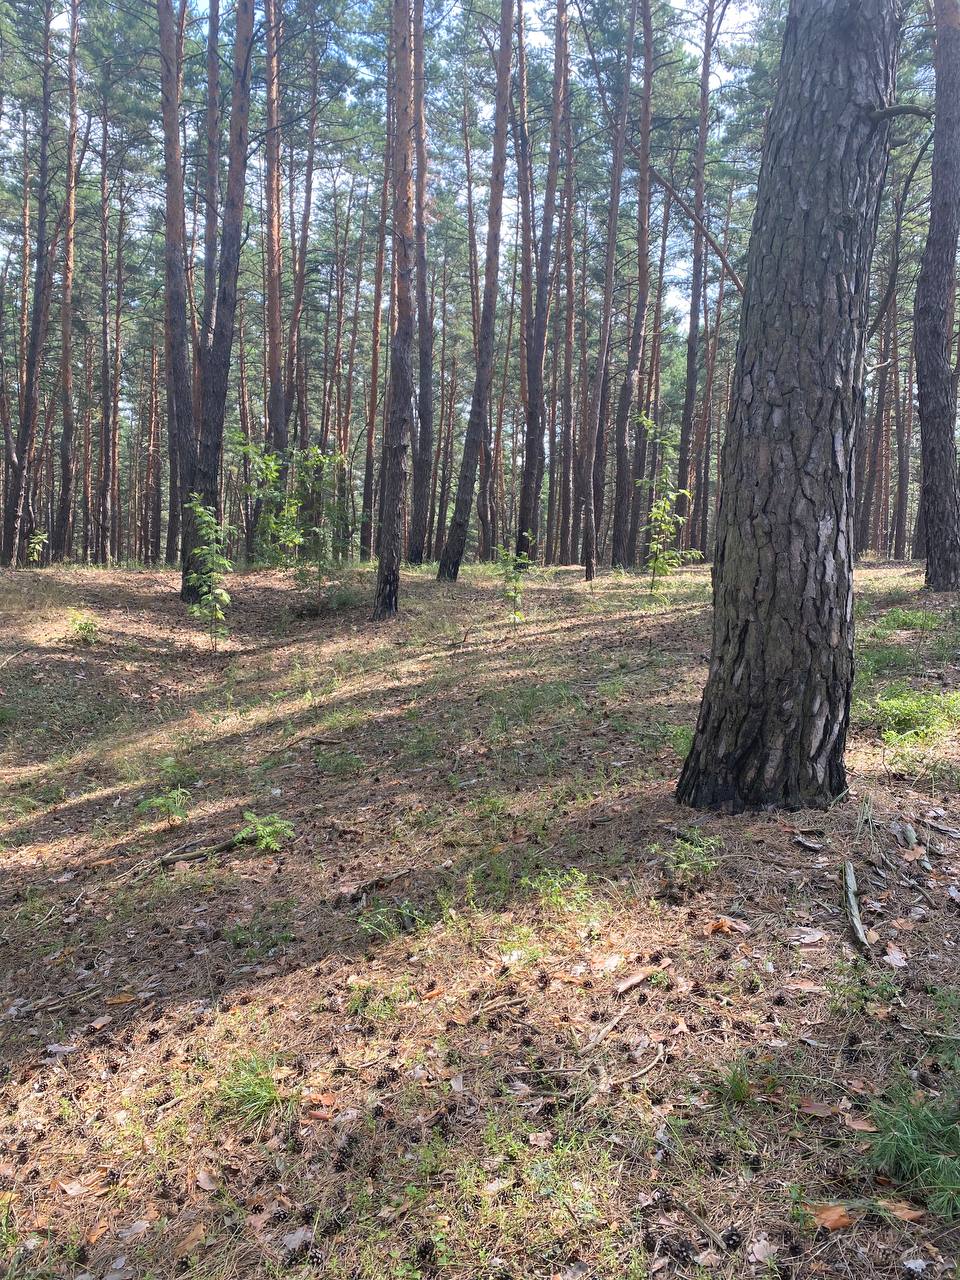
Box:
842, 859, 870, 952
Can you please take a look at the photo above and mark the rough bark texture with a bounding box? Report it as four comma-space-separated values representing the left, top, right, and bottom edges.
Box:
438, 0, 513, 581
677, 0, 902, 813
373, 0, 415, 619
915, 0, 960, 590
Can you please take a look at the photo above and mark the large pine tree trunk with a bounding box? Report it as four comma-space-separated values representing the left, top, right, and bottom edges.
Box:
373, 0, 416, 618
915, 0, 960, 590
677, 0, 902, 813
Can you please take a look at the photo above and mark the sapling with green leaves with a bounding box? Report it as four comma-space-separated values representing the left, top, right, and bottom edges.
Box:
497, 543, 530, 627
184, 495, 232, 649
643, 490, 701, 595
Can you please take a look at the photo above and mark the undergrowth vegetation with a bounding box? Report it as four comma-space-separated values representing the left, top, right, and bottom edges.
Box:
0, 562, 958, 1278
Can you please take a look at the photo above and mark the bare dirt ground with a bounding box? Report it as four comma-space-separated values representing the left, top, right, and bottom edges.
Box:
1, 560, 960, 1280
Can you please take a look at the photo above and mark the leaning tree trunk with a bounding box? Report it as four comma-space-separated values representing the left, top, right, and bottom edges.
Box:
915, 0, 960, 590
373, 0, 416, 619
438, 0, 513, 582
677, 0, 902, 813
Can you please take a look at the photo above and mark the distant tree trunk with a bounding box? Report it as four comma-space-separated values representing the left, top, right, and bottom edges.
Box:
158, 0, 197, 583
579, 0, 636, 580
53, 0, 80, 561
184, 0, 254, 598
201, 0, 220, 376
675, 0, 720, 528
408, 0, 434, 563
611, 0, 653, 570
677, 0, 901, 813
515, 0, 565, 563
915, 0, 960, 590
558, 89, 575, 564
892, 333, 911, 559
264, 0, 285, 473
361, 111, 391, 561
857, 305, 892, 555
373, 0, 416, 618
438, 0, 513, 581
3, 0, 53, 566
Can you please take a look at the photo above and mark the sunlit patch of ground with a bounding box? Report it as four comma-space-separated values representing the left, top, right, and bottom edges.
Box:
1, 559, 959, 1279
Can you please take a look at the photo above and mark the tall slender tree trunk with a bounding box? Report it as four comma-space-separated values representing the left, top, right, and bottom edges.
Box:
53, 0, 80, 561
438, 0, 513, 581
201, 0, 220, 381
408, 0, 434, 562
184, 0, 255, 597
579, 0, 637, 580
3, 0, 53, 566
264, 0, 285, 472
361, 108, 391, 562
675, 0, 720, 528
915, 0, 960, 589
515, 0, 565, 563
373, 0, 416, 618
611, 0, 653, 570
677, 0, 902, 813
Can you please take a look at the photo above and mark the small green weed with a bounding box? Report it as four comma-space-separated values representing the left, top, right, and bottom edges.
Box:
358, 899, 425, 940
826, 956, 897, 1015
711, 1058, 753, 1105
870, 1085, 960, 1218
226, 900, 295, 957
315, 747, 364, 775
136, 786, 191, 826
662, 829, 721, 887
523, 866, 592, 915
217, 1056, 285, 1128
875, 684, 960, 745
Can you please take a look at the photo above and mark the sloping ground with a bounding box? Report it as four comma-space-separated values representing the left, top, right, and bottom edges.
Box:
1, 561, 960, 1280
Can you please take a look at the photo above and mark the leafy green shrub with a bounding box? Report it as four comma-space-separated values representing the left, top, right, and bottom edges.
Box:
69, 612, 99, 645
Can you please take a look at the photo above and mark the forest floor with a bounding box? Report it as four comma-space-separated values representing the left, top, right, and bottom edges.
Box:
2, 561, 960, 1280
